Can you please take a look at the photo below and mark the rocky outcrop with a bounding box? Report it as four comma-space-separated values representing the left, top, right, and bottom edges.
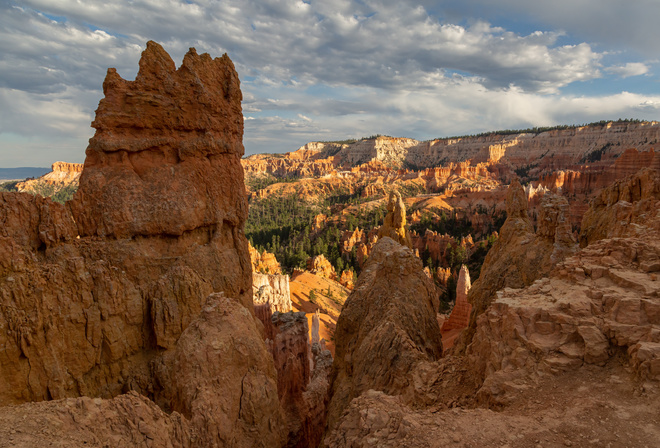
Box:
0, 42, 288, 447
326, 237, 443, 433
15, 161, 83, 198
463, 169, 660, 405
307, 254, 337, 280
456, 182, 578, 352
339, 269, 355, 289
0, 391, 192, 447
0, 41, 252, 405
377, 190, 412, 248
160, 294, 285, 446
249, 242, 282, 274
253, 273, 293, 339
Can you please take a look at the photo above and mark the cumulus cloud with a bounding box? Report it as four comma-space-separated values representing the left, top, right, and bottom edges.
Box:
0, 0, 658, 165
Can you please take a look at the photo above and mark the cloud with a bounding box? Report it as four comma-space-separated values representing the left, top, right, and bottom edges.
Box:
10, 0, 605, 93
432, 0, 660, 58
0, 0, 658, 165
605, 62, 650, 78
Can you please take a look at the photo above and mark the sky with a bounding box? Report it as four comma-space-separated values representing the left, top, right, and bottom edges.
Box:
1, 0, 659, 167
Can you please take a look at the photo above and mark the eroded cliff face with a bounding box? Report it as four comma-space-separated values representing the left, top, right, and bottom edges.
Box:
0, 41, 287, 447
243, 122, 660, 177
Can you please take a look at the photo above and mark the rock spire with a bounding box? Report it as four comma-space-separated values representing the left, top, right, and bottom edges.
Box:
377, 190, 412, 248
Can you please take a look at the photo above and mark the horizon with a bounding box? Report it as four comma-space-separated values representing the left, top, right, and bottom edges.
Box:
2, 1, 660, 167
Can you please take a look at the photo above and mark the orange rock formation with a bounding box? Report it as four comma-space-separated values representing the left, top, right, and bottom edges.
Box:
307, 253, 338, 280
249, 242, 283, 274
0, 41, 285, 447
377, 190, 412, 247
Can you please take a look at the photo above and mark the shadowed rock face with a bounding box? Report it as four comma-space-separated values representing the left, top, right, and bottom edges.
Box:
325, 237, 442, 433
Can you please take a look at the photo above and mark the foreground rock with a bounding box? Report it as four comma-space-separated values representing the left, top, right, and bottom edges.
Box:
0, 42, 286, 447
163, 294, 284, 446
325, 237, 443, 434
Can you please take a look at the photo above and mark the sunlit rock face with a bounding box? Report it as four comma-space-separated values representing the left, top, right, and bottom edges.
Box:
0, 41, 289, 448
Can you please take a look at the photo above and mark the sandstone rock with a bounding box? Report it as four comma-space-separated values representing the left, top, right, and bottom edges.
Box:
0, 391, 192, 448
307, 254, 337, 280
326, 237, 442, 433
580, 168, 660, 246
165, 293, 285, 447
465, 169, 660, 405
249, 242, 282, 274
243, 122, 660, 186
339, 269, 355, 289
253, 273, 292, 341
456, 183, 577, 352
0, 41, 283, 447
377, 190, 412, 248
441, 265, 472, 350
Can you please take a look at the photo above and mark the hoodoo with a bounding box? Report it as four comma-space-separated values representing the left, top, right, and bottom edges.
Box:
0, 41, 285, 447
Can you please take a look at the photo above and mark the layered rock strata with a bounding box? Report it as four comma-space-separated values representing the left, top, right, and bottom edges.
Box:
253, 273, 293, 339
243, 122, 660, 179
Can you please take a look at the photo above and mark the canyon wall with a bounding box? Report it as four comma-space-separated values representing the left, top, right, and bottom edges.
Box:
243, 122, 660, 178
